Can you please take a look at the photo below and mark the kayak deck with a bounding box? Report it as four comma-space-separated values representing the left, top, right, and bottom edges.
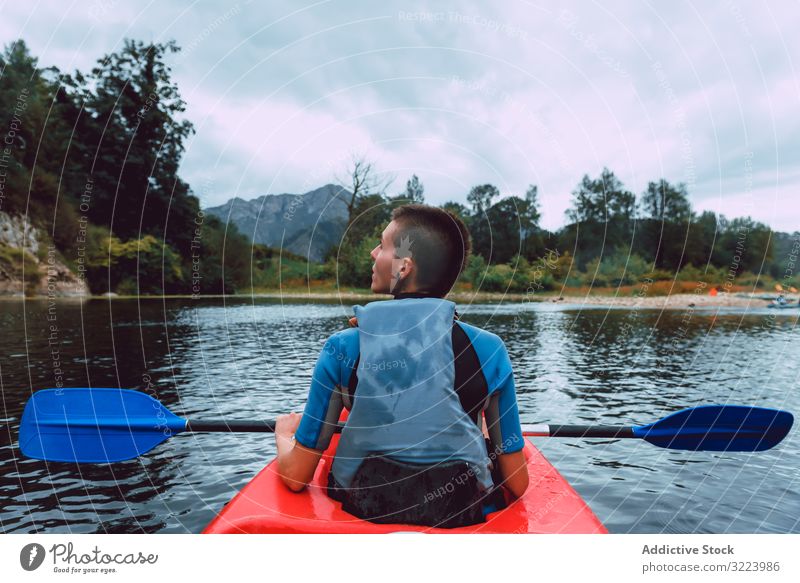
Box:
203, 435, 607, 534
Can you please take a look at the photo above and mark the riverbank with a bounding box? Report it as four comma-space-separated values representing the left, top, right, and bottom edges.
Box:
547, 292, 797, 309
2, 288, 796, 310
236, 290, 798, 309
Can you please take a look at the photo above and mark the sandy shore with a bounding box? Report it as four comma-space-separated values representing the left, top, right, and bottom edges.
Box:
239, 290, 800, 310
543, 293, 799, 310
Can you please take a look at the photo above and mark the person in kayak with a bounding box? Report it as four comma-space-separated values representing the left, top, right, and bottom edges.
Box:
274, 204, 529, 527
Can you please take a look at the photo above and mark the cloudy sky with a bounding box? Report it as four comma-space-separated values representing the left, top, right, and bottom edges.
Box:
1, 0, 798, 231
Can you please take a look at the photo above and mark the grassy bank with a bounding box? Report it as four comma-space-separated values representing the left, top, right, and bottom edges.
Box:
4, 279, 787, 306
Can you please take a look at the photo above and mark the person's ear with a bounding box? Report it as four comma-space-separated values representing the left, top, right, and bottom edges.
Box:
398, 257, 413, 280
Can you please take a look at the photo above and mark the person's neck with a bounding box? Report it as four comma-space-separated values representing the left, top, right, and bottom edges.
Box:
392, 291, 435, 299
389, 290, 458, 319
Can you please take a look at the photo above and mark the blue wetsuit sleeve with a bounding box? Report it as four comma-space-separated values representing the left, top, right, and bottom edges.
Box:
493, 342, 524, 454
294, 333, 345, 450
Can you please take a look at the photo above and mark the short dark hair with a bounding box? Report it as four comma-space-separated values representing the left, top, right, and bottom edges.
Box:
390, 204, 471, 297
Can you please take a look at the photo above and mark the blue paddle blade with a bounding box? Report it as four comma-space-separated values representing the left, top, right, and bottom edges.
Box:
19, 388, 187, 463
632, 405, 793, 452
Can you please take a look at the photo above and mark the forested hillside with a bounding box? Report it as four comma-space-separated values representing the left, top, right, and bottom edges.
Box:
0, 39, 254, 295
1, 38, 795, 297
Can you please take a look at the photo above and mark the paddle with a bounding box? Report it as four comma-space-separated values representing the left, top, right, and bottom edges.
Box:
18, 388, 793, 463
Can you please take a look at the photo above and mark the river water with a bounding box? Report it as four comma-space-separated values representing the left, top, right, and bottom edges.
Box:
1, 297, 797, 533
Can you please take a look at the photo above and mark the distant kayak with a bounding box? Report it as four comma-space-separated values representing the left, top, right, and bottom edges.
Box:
736, 293, 800, 302
202, 433, 607, 534
768, 302, 799, 309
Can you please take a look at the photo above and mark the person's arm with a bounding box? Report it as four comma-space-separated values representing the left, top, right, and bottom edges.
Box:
486, 340, 529, 500
274, 332, 347, 492
496, 450, 528, 499
275, 413, 324, 492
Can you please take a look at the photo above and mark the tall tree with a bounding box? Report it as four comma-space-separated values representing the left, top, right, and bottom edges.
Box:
567, 168, 635, 224
522, 185, 542, 232
466, 184, 500, 262
714, 216, 773, 275
520, 184, 546, 259
74, 39, 198, 257
467, 187, 542, 264
400, 174, 425, 204
481, 197, 526, 263
640, 179, 692, 222
685, 210, 719, 269
0, 40, 96, 256
467, 184, 499, 216
639, 179, 693, 270
564, 168, 635, 266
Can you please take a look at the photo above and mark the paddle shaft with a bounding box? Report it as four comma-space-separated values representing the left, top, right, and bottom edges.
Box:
521, 424, 635, 438
186, 419, 277, 432
184, 419, 635, 438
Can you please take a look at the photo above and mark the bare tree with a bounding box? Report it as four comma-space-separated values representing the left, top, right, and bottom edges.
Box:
336, 154, 395, 226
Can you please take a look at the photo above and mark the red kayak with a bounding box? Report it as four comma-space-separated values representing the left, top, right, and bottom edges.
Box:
203, 433, 607, 534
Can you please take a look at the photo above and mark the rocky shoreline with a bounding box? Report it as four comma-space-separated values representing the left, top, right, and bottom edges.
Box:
0, 211, 89, 298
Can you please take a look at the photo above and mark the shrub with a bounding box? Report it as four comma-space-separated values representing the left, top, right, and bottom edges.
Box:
482, 263, 512, 292
463, 254, 488, 289
85, 233, 185, 295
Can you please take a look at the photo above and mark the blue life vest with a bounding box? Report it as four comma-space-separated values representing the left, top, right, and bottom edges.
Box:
330, 297, 493, 492
294, 292, 525, 527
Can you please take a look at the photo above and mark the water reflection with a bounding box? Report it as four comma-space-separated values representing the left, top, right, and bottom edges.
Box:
0, 297, 797, 533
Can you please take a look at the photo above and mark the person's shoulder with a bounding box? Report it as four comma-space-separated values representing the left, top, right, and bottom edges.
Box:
329, 327, 359, 340
454, 320, 506, 350
325, 327, 360, 352
454, 321, 512, 386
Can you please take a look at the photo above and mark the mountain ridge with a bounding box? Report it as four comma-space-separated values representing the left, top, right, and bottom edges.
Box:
203, 184, 352, 262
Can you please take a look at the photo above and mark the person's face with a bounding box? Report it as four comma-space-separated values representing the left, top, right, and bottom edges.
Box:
370, 220, 414, 294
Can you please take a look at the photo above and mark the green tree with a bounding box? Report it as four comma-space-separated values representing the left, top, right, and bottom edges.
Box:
85, 232, 184, 294
638, 179, 693, 270
192, 215, 251, 294
519, 185, 545, 259
477, 196, 528, 264
563, 168, 636, 267
73, 39, 198, 258
686, 210, 718, 269
466, 184, 500, 262
441, 201, 470, 225
398, 174, 424, 204
0, 39, 85, 243
640, 179, 692, 222
521, 185, 542, 233
566, 169, 634, 224
713, 217, 773, 275
467, 184, 499, 215
769, 231, 800, 282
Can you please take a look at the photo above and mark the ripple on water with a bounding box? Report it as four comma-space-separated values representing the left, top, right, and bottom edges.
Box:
0, 299, 797, 533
